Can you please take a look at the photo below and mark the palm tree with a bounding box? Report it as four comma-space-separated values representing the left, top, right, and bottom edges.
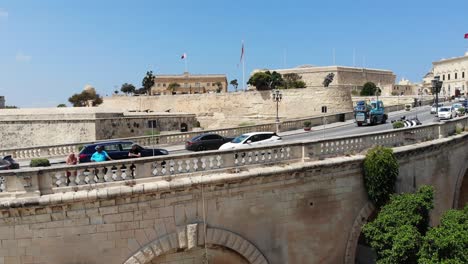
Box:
230, 79, 239, 92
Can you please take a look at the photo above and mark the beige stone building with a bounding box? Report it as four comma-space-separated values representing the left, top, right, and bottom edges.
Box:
252, 65, 396, 94
151, 72, 228, 95
390, 78, 423, 96
0, 96, 4, 108
432, 51, 468, 97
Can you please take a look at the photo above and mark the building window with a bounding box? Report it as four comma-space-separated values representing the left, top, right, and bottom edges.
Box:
157, 83, 161, 87
184, 83, 188, 88
207, 83, 210, 86
195, 82, 200, 87
448, 74, 450, 80
163, 83, 166, 87
212, 83, 215, 86
443, 75, 445, 81
463, 72, 465, 79
455, 73, 458, 79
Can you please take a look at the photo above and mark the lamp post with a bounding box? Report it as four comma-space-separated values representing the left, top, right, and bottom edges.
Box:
272, 88, 283, 132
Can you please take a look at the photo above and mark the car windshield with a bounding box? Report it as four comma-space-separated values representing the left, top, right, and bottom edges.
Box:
439, 108, 450, 112
453, 104, 462, 108
231, 134, 249, 144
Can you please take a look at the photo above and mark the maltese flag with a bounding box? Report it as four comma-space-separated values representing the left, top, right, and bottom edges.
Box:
181, 53, 187, 59
465, 33, 468, 39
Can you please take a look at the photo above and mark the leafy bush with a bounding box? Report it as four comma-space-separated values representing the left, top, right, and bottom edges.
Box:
418, 205, 468, 264
303, 121, 312, 127
30, 158, 51, 167
363, 146, 399, 207
456, 123, 464, 134
78, 145, 84, 152
362, 186, 434, 264
360, 82, 377, 96
458, 107, 465, 115
393, 121, 405, 129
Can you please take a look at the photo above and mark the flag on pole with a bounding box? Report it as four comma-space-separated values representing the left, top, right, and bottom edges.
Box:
240, 41, 244, 62
181, 53, 187, 59
464, 33, 468, 39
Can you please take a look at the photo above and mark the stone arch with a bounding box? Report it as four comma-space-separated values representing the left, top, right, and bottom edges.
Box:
453, 164, 468, 209
123, 223, 269, 264
344, 202, 376, 264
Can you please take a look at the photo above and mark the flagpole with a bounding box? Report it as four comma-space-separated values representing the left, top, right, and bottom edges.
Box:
185, 56, 188, 73
242, 55, 245, 91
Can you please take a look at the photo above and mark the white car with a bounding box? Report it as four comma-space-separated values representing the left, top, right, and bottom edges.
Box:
430, 103, 444, 114
218, 132, 282, 150
437, 106, 456, 120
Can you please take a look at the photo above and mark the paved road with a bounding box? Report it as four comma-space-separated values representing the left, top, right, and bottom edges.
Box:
19, 104, 448, 167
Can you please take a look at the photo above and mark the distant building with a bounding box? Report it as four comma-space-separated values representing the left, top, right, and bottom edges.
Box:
432, 52, 468, 97
0, 96, 4, 109
390, 78, 422, 96
151, 72, 228, 95
251, 65, 396, 94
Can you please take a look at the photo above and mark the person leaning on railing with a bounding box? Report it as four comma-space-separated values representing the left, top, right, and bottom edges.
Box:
90, 145, 113, 162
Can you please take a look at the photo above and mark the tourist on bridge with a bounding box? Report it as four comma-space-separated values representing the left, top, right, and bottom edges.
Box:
90, 145, 113, 162
128, 143, 142, 158
66, 152, 78, 165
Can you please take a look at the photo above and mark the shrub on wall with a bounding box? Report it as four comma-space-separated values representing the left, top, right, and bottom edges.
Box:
363, 146, 399, 207
30, 158, 51, 167
393, 121, 405, 129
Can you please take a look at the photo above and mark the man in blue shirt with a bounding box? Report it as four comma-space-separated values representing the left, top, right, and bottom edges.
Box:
90, 145, 113, 162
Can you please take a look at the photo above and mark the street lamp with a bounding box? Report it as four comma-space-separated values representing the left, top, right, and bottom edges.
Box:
272, 88, 282, 132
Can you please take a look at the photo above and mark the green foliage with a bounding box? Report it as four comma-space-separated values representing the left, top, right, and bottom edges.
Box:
142, 71, 156, 94
230, 79, 239, 91
391, 91, 400, 96
458, 107, 465, 115
4, 105, 18, 109
68, 88, 103, 107
167, 82, 180, 92
78, 145, 84, 152
360, 82, 378, 96
351, 90, 360, 96
418, 205, 468, 264
247, 71, 284, 90
393, 121, 405, 129
57, 104, 67, 107
238, 121, 255, 127
363, 146, 399, 207
282, 73, 307, 89
362, 186, 434, 264
30, 158, 51, 167
303, 121, 312, 127
455, 124, 464, 134
144, 130, 160, 136
120, 83, 136, 94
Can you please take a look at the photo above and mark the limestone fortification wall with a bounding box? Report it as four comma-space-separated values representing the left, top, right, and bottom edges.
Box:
0, 108, 196, 149
102, 87, 354, 129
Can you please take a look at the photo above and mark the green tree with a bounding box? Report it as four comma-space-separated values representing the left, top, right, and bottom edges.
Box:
142, 71, 156, 94
247, 71, 284, 90
362, 185, 434, 264
418, 205, 468, 264
120, 83, 136, 94
167, 82, 180, 93
230, 79, 239, 92
360, 82, 378, 96
68, 89, 103, 107
57, 104, 67, 107
363, 146, 399, 207
283, 73, 306, 89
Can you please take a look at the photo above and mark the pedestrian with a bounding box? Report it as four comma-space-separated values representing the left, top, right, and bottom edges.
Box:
90, 145, 113, 162
128, 143, 142, 158
66, 152, 78, 165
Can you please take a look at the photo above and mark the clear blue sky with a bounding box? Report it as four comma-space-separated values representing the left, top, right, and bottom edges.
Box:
1, 0, 467, 107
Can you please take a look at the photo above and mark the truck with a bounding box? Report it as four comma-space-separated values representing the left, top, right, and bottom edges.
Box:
354, 100, 387, 126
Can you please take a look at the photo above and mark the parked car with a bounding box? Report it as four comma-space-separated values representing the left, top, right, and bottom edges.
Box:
78, 141, 169, 163
437, 106, 456, 120
452, 103, 464, 116
460, 99, 468, 108
218, 132, 282, 150
430, 103, 444, 114
0, 155, 19, 170
185, 133, 234, 151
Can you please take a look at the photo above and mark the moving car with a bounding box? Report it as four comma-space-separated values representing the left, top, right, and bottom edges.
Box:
430, 103, 444, 114
78, 141, 169, 163
437, 106, 456, 120
185, 133, 235, 151
0, 155, 19, 170
218, 132, 281, 150
354, 100, 387, 126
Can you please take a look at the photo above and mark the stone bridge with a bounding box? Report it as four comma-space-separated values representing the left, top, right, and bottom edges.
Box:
0, 117, 467, 264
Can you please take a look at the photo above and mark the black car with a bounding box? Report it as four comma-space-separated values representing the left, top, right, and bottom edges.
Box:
78, 141, 169, 163
0, 155, 20, 170
185, 133, 234, 151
